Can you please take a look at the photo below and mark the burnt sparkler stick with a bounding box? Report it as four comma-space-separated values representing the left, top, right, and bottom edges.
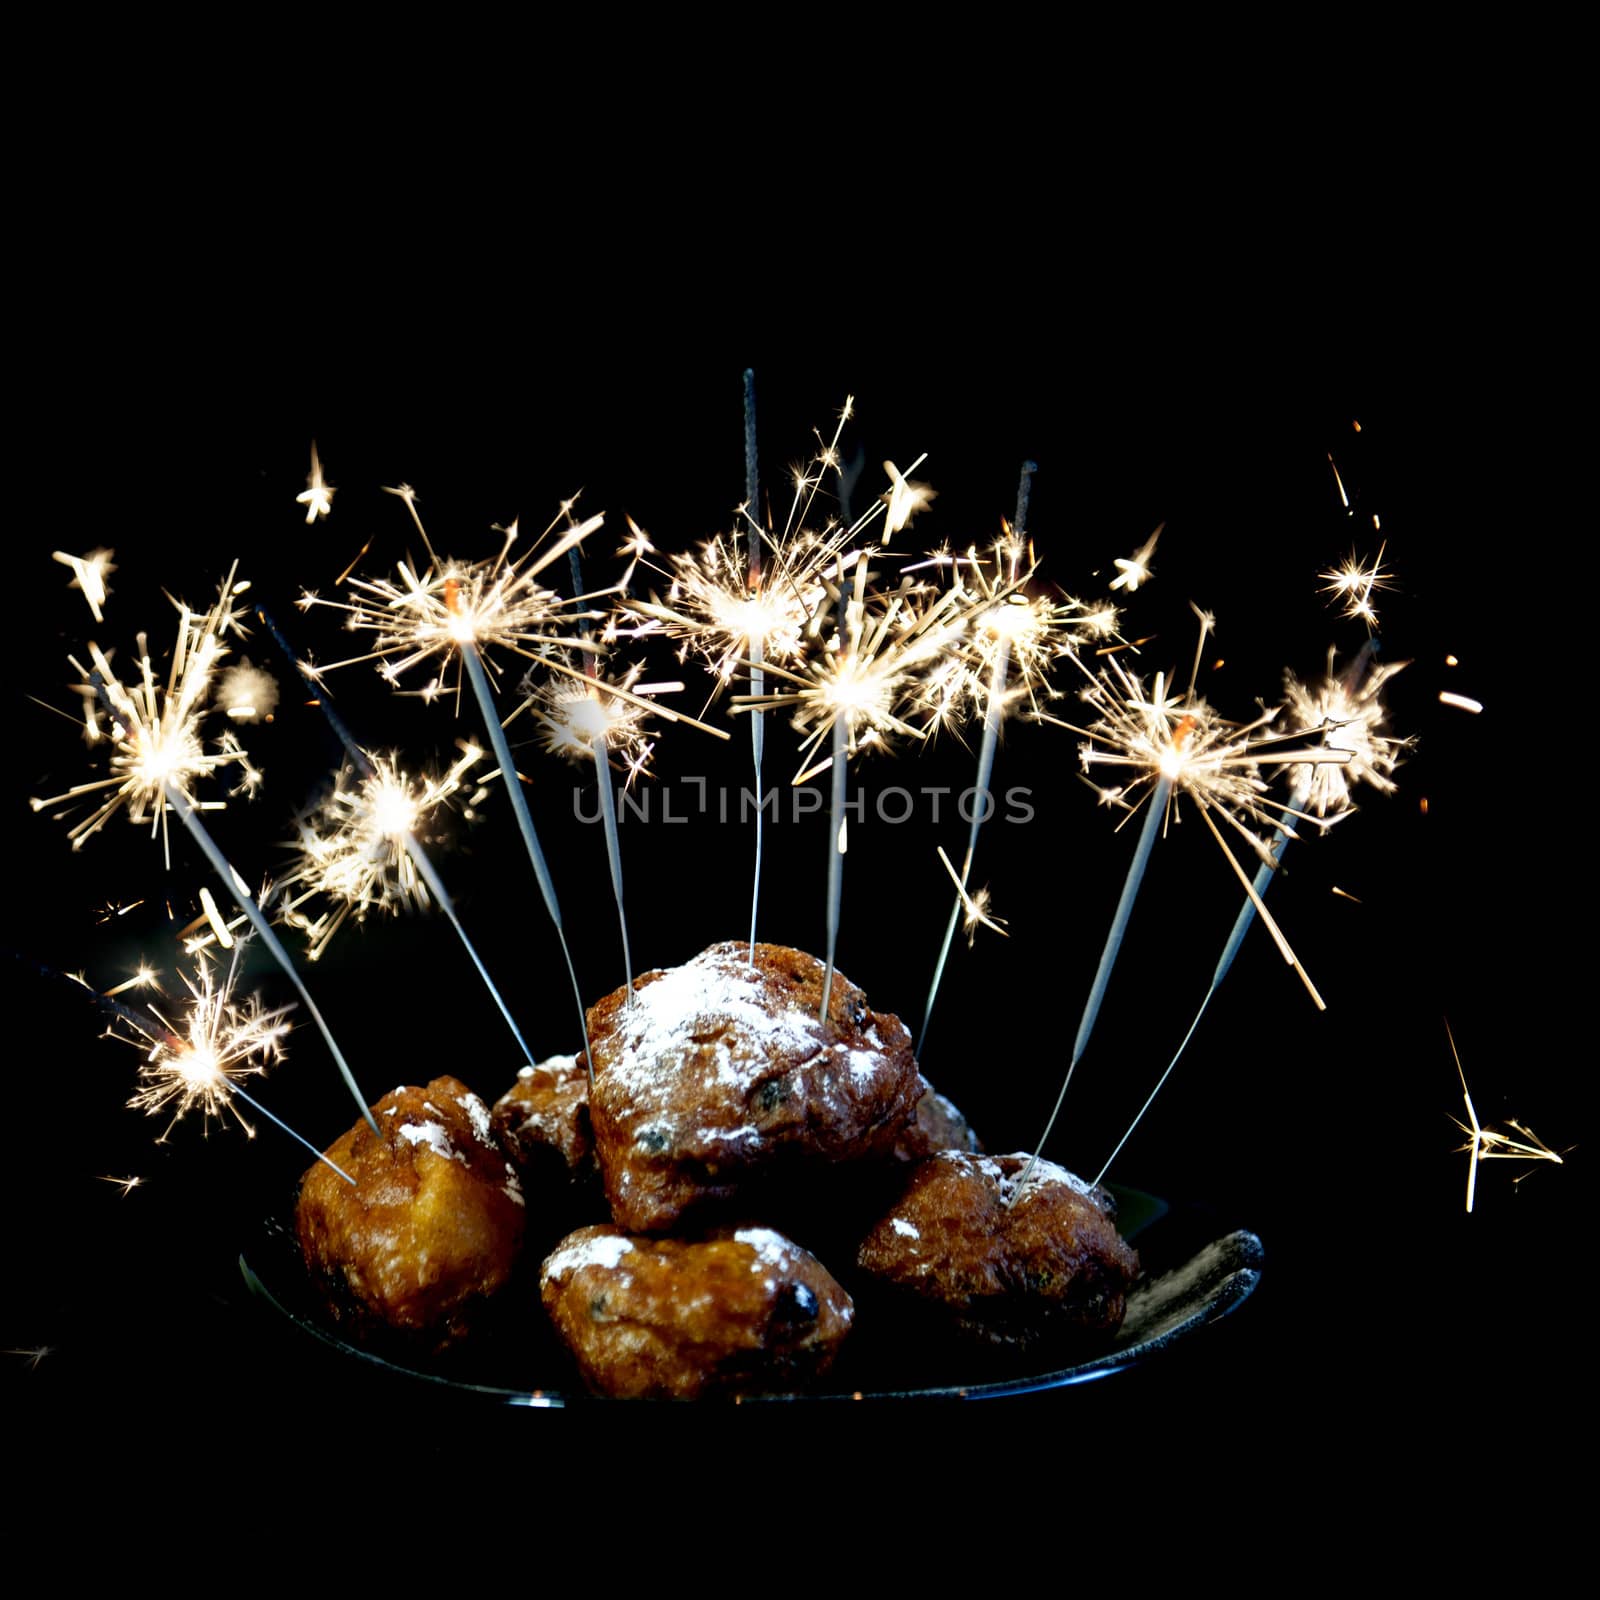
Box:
255, 601, 536, 1068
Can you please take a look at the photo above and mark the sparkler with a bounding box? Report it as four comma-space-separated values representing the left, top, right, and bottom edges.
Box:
34, 568, 379, 1134
317, 490, 612, 1080
625, 389, 874, 969
740, 537, 972, 1025
918, 463, 1069, 1057
253, 598, 536, 1065
1092, 644, 1407, 1187
1015, 607, 1354, 1197
115, 941, 355, 1184
32, 570, 258, 862
744, 370, 764, 960
276, 745, 487, 956
1446, 1020, 1564, 1213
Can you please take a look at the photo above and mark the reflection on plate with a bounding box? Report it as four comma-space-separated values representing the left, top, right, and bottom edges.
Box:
239, 1187, 1261, 1404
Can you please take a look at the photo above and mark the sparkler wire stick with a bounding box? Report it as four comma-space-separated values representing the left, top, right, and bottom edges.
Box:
1014, 770, 1172, 1195
567, 545, 634, 1005
1091, 803, 1300, 1188
229, 1083, 355, 1184
819, 713, 848, 1028
254, 602, 536, 1067
745, 368, 765, 965
458, 639, 593, 1081
167, 783, 380, 1137
919, 461, 1036, 1056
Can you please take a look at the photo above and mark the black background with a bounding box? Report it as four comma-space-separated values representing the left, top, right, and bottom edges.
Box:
5, 268, 1580, 1499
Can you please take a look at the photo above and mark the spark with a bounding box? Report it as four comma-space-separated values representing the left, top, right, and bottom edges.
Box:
1110, 522, 1162, 593
1446, 1019, 1565, 1213
103, 963, 161, 997
93, 899, 145, 923
881, 455, 934, 542
119, 942, 293, 1137
275, 744, 485, 959
1327, 451, 1351, 510
1281, 648, 1409, 823
4, 1347, 53, 1370
295, 442, 335, 524
614, 516, 656, 589
97, 1174, 145, 1197
217, 659, 279, 722
935, 846, 1009, 945
31, 567, 259, 864
198, 886, 234, 947
1319, 542, 1394, 627
1439, 691, 1483, 714
53, 549, 116, 622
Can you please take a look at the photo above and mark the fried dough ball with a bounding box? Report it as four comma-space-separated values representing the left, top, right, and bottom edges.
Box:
492, 1052, 594, 1185
587, 942, 921, 1233
894, 1079, 982, 1162
856, 1151, 1140, 1351
540, 1223, 853, 1399
296, 1076, 526, 1350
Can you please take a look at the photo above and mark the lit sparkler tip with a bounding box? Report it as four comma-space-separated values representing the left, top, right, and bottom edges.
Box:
40, 574, 261, 851
295, 442, 335, 524
119, 943, 294, 1136
1282, 650, 1408, 819
277, 746, 485, 956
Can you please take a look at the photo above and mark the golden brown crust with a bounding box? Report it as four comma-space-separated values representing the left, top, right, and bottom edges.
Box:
586, 942, 921, 1232
296, 1076, 526, 1351
491, 1052, 594, 1183
540, 1223, 853, 1399
856, 1152, 1140, 1351
894, 1079, 982, 1162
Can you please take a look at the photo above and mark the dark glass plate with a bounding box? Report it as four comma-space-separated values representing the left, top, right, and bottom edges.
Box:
239, 1186, 1261, 1404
